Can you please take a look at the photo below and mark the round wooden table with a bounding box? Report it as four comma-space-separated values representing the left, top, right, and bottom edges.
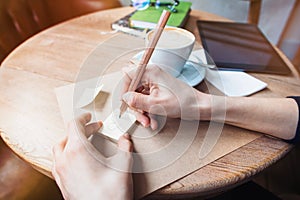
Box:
0, 7, 299, 199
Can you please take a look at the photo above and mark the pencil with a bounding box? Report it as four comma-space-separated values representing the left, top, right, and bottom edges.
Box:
119, 10, 171, 118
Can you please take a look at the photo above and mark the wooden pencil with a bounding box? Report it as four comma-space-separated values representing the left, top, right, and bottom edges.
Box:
119, 10, 171, 118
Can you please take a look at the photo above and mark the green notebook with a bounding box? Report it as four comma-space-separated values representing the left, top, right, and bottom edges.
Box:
129, 1, 192, 29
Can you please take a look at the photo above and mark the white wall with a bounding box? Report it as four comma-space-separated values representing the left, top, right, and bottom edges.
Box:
190, 0, 299, 59
187, 0, 296, 45
189, 0, 249, 22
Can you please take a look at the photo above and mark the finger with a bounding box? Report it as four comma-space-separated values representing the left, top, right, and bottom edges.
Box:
150, 85, 159, 96
118, 133, 133, 153
148, 104, 167, 130
122, 66, 154, 94
68, 113, 92, 142
135, 111, 158, 130
134, 111, 150, 128
52, 136, 67, 157
149, 114, 159, 130
122, 92, 152, 112
135, 85, 145, 93
76, 113, 92, 125
107, 134, 133, 172
52, 137, 67, 187
85, 121, 102, 138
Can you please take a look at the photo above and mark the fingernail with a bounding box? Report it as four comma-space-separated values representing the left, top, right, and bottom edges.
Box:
142, 121, 150, 128
151, 124, 158, 131
98, 121, 103, 127
141, 121, 146, 127
123, 133, 131, 139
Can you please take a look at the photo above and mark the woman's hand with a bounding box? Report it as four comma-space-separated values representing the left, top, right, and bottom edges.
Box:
52, 113, 133, 200
121, 65, 211, 129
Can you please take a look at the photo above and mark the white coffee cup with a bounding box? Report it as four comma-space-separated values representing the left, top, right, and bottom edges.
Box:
145, 27, 195, 77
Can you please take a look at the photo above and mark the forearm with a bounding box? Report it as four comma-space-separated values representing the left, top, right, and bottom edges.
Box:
199, 94, 299, 140
225, 97, 298, 140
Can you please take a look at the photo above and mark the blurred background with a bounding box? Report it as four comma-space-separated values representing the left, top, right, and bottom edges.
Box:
120, 0, 300, 69
0, 0, 299, 199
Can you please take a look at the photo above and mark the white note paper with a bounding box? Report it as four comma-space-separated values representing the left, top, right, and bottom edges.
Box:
100, 109, 136, 141
194, 49, 267, 96
205, 70, 267, 97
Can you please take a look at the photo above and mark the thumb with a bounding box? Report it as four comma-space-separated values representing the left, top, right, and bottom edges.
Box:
118, 133, 133, 152
122, 92, 151, 112
107, 134, 133, 172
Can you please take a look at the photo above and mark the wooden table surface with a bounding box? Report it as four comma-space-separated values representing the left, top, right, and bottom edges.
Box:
0, 7, 299, 199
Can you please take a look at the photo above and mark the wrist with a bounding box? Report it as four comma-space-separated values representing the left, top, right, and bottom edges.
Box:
196, 92, 227, 122
194, 92, 212, 121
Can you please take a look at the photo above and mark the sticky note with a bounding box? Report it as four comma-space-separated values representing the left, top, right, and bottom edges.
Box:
99, 110, 136, 141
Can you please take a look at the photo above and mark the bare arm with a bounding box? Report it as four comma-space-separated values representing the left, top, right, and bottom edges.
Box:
208, 96, 299, 140
122, 65, 299, 141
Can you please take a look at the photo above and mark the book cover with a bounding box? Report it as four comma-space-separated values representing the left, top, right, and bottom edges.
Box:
129, 1, 192, 29
111, 11, 148, 37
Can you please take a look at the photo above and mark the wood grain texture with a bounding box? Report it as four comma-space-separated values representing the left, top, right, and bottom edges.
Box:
147, 137, 293, 199
248, 0, 262, 24
0, 7, 299, 199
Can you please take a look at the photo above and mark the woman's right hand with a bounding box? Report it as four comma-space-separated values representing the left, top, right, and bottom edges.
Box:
121, 65, 211, 129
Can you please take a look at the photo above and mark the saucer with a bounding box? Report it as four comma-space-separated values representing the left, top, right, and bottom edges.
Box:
131, 51, 206, 86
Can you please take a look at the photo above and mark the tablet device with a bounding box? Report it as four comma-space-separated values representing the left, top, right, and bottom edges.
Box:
197, 20, 291, 74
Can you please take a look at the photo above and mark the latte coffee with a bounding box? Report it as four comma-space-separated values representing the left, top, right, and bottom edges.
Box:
146, 27, 195, 77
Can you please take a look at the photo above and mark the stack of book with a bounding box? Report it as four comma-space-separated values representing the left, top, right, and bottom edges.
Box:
112, 1, 192, 37
111, 10, 147, 37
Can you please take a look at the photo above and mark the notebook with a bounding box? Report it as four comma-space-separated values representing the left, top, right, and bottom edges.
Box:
129, 1, 192, 29
111, 10, 148, 37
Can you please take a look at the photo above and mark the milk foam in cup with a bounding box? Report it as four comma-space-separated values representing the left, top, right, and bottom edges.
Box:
146, 27, 195, 77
